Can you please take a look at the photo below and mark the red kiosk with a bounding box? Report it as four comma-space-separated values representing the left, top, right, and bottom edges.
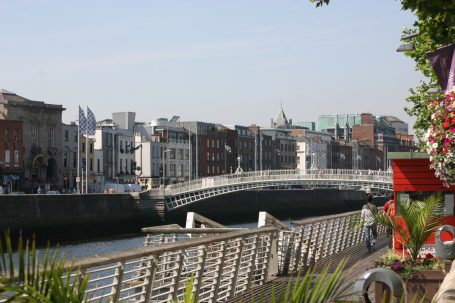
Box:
389, 152, 455, 256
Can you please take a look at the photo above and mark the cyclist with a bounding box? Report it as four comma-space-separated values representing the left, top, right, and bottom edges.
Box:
361, 193, 378, 251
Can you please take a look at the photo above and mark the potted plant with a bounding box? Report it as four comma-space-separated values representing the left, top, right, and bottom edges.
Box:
373, 194, 447, 301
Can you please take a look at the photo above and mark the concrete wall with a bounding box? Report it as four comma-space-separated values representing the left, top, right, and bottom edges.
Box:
0, 194, 163, 244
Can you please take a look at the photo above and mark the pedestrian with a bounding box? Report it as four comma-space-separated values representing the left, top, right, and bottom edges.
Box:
384, 193, 394, 237
37, 186, 42, 194
361, 193, 378, 251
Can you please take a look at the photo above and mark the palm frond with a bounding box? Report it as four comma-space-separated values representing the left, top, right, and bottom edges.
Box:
374, 193, 445, 262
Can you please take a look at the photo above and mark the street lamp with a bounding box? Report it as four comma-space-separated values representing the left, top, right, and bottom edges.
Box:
224, 143, 232, 174
162, 149, 171, 197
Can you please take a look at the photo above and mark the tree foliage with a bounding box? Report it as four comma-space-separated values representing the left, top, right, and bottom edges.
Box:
310, 0, 455, 146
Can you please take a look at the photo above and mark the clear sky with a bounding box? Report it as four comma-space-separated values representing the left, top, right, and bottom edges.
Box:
0, 0, 422, 131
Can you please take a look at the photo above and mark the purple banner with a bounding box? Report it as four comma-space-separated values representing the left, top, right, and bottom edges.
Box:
427, 43, 455, 91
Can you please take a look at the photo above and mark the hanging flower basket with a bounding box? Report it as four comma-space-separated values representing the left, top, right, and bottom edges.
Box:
425, 87, 455, 186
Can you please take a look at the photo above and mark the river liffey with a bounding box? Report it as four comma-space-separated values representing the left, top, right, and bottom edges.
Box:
50, 219, 297, 261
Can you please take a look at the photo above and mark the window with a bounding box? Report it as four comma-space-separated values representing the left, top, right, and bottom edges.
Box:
64, 130, 69, 142
32, 127, 38, 145
207, 152, 210, 161
217, 140, 219, 148
178, 149, 183, 160
97, 159, 100, 172
211, 139, 215, 148
48, 127, 55, 147
207, 139, 210, 148
90, 143, 93, 154
82, 142, 85, 153
185, 149, 189, 160
170, 164, 176, 177
4, 129, 9, 143
120, 159, 123, 173
90, 159, 93, 171
207, 166, 210, 174
63, 151, 68, 168
13, 129, 18, 143
170, 148, 176, 159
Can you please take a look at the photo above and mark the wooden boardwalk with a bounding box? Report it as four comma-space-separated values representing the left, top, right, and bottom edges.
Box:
226, 235, 390, 302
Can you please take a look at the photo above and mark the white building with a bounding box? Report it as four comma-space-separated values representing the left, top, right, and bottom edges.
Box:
294, 130, 332, 173
94, 112, 137, 187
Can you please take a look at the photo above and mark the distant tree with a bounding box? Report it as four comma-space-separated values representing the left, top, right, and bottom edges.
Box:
309, 0, 455, 147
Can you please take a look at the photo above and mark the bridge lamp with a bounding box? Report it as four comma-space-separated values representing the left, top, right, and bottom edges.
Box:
161, 149, 171, 197
224, 144, 232, 174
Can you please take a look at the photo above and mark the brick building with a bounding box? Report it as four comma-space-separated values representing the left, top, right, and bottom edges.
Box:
0, 120, 24, 192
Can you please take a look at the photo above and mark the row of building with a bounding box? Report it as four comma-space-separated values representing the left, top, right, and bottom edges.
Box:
0, 89, 416, 193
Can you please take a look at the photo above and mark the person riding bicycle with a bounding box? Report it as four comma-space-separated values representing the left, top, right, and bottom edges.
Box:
361, 193, 378, 251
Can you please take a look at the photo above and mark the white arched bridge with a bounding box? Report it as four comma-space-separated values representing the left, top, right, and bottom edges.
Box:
145, 169, 393, 211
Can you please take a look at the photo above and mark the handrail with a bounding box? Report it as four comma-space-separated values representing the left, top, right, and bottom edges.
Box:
69, 226, 276, 270
161, 169, 392, 196
140, 227, 245, 234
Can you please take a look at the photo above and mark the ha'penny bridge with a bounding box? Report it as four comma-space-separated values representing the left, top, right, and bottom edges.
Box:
51, 209, 455, 303
143, 169, 394, 211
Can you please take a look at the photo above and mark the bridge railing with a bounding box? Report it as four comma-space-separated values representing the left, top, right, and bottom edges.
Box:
164, 169, 392, 196
68, 226, 278, 303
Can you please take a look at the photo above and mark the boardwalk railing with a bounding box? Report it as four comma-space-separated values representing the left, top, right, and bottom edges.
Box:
1, 210, 389, 303
278, 210, 386, 274
69, 227, 278, 303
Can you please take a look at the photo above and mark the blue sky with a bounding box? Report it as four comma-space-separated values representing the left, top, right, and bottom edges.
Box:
0, 0, 421, 131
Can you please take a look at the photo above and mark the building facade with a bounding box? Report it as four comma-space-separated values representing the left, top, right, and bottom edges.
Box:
0, 89, 64, 191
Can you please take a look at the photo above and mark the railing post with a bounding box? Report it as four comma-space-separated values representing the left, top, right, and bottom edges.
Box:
246, 235, 259, 290
110, 261, 125, 303
212, 241, 227, 303
301, 225, 314, 272
141, 256, 157, 303
194, 246, 208, 302
171, 251, 185, 302
264, 230, 278, 282
228, 239, 245, 298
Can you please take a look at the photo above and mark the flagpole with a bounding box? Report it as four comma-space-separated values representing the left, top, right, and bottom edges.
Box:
86, 106, 89, 193
77, 107, 80, 194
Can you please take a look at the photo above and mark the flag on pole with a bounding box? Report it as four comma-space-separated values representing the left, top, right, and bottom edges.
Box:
427, 43, 455, 91
79, 106, 87, 135
87, 107, 96, 136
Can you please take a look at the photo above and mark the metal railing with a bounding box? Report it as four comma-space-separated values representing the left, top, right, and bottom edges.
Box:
157, 169, 392, 210
1, 210, 388, 303
278, 209, 387, 274
68, 227, 277, 303
165, 169, 392, 195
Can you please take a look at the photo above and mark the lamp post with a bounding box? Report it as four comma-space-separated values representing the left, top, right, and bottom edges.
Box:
273, 149, 281, 170
162, 149, 171, 199
224, 143, 231, 174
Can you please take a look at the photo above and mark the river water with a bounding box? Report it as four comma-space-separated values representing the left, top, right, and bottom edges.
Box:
53, 219, 298, 261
